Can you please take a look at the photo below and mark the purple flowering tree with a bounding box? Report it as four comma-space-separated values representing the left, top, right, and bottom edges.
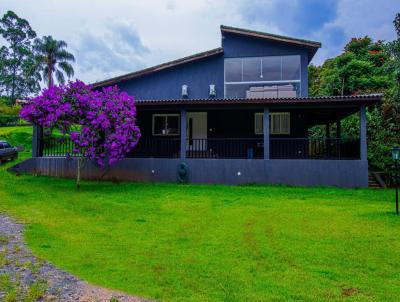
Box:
21, 80, 141, 188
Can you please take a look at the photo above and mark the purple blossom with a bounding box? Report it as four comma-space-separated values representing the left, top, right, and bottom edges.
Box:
21, 80, 141, 167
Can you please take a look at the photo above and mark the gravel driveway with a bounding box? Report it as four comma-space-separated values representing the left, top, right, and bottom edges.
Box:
0, 214, 149, 302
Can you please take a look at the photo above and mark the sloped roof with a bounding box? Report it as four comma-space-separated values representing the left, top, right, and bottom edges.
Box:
135, 94, 382, 107
94, 25, 322, 88
93, 47, 223, 88
221, 25, 321, 61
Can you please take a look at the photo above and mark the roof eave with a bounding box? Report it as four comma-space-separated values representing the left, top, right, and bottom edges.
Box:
220, 25, 321, 49
93, 47, 224, 88
135, 94, 383, 107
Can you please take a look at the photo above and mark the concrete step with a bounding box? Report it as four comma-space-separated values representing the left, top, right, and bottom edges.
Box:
368, 175, 383, 188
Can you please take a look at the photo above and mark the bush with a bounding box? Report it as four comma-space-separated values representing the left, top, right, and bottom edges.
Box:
0, 101, 23, 126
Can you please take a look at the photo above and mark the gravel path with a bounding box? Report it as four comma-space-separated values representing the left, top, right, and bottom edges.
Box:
0, 214, 149, 302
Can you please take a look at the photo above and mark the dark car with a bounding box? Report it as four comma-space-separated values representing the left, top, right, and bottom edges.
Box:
0, 141, 18, 162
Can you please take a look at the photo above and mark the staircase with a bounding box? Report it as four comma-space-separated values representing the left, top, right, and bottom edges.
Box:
368, 172, 386, 189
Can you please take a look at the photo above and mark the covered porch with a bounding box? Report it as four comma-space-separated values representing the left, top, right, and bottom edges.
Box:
127, 95, 374, 162
26, 94, 380, 187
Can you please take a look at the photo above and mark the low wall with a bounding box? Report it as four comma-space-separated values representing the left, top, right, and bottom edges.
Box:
10, 157, 369, 188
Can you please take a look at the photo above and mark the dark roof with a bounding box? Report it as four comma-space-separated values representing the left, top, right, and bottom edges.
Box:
136, 94, 382, 107
221, 25, 321, 61
93, 47, 223, 88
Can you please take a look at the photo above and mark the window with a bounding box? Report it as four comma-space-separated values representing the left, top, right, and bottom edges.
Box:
270, 112, 290, 134
254, 113, 263, 135
225, 55, 301, 98
152, 114, 180, 136
254, 112, 290, 135
4, 143, 11, 148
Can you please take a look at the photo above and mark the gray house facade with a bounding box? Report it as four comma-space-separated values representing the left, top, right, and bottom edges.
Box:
19, 25, 382, 187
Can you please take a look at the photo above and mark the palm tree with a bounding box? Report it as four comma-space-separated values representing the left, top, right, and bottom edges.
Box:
34, 35, 75, 87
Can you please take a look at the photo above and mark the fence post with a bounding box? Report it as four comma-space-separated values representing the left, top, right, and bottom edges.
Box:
263, 108, 270, 160
32, 125, 43, 157
180, 108, 187, 161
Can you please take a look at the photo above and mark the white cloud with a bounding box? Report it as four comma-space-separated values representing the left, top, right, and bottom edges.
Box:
0, 0, 399, 81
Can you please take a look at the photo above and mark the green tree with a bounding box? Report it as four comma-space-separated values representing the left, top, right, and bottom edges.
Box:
308, 64, 322, 97
34, 36, 75, 87
386, 12, 400, 122
0, 11, 40, 103
314, 37, 390, 96
309, 22, 400, 171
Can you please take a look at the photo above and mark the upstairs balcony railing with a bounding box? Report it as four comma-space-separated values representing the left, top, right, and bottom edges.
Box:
40, 136, 361, 160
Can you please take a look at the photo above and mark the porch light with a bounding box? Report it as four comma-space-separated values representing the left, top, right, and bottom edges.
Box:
392, 146, 400, 161
181, 85, 188, 98
392, 146, 399, 215
209, 84, 216, 97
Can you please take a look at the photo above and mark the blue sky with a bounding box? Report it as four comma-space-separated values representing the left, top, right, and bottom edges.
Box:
1, 0, 399, 83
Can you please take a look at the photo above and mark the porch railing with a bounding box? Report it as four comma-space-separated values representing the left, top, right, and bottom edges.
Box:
42, 136, 77, 157
128, 137, 180, 158
186, 138, 263, 159
40, 136, 360, 160
270, 138, 360, 159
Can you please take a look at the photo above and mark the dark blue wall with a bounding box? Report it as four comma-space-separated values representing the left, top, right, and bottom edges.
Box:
117, 32, 310, 100
12, 157, 369, 188
222, 33, 309, 96
118, 54, 224, 100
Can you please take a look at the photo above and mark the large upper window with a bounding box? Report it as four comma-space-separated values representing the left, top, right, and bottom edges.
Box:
224, 55, 301, 99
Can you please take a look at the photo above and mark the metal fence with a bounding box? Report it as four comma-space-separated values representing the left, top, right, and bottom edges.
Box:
39, 135, 360, 160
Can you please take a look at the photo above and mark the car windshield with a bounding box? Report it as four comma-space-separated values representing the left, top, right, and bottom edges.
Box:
4, 143, 11, 148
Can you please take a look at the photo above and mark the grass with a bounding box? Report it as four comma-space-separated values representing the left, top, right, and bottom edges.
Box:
0, 125, 32, 160
0, 126, 399, 301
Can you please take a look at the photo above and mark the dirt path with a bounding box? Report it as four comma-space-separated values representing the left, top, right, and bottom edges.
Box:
0, 214, 150, 302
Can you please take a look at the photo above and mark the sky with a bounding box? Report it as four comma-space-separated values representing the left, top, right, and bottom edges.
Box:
1, 0, 399, 84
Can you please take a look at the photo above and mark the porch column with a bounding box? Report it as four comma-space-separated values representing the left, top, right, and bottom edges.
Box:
336, 120, 341, 139
180, 108, 187, 161
360, 105, 367, 161
32, 125, 43, 157
325, 123, 330, 138
263, 108, 270, 160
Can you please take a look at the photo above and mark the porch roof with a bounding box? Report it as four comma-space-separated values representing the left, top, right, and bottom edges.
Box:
135, 94, 382, 107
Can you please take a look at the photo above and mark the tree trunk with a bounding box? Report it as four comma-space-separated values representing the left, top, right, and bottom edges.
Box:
48, 66, 53, 88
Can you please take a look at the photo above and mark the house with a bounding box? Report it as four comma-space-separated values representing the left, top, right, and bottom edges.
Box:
26, 25, 381, 187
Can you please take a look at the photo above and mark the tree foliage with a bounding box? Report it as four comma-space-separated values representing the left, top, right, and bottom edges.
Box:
34, 35, 75, 87
309, 14, 400, 171
20, 81, 141, 187
0, 11, 40, 103
0, 11, 75, 102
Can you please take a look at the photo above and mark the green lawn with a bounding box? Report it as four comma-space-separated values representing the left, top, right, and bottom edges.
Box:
0, 127, 399, 301
0, 125, 32, 160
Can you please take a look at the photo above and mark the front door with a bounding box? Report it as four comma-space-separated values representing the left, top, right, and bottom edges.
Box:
187, 112, 207, 151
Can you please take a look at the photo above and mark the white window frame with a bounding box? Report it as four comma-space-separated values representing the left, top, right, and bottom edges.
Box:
152, 114, 180, 136
254, 112, 291, 135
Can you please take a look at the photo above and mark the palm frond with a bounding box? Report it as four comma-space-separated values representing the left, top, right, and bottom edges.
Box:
55, 49, 75, 63
55, 69, 65, 85
58, 61, 74, 78
56, 40, 68, 49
